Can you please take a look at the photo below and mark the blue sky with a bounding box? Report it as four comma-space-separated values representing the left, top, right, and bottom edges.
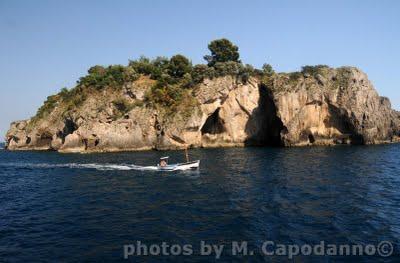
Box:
1, 0, 399, 140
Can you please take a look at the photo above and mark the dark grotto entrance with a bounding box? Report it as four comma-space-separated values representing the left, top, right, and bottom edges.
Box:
201, 108, 226, 135
244, 85, 284, 147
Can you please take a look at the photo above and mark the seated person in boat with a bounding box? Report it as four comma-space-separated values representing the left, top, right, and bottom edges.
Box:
159, 157, 168, 167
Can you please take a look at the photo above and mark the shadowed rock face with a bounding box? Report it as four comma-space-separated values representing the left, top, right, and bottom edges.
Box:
5, 67, 400, 152
271, 67, 400, 146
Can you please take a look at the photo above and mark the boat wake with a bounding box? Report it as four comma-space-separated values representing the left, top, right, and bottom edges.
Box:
0, 162, 162, 171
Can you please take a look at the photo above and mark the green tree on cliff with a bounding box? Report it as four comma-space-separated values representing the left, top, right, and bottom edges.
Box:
204, 38, 240, 66
262, 63, 275, 76
168, 54, 192, 78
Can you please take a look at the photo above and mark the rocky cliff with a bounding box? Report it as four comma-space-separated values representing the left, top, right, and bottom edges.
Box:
5, 67, 400, 152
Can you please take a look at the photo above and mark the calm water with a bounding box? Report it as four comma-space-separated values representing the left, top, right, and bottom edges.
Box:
0, 144, 399, 262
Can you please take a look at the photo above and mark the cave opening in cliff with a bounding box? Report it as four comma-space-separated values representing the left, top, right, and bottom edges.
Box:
64, 119, 78, 135
37, 132, 53, 148
201, 108, 226, 135
244, 85, 284, 147
59, 118, 78, 143
326, 103, 365, 145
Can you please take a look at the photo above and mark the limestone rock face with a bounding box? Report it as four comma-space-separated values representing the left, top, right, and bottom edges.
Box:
271, 67, 400, 146
5, 67, 400, 152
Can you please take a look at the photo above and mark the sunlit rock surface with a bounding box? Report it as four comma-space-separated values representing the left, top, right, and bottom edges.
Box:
6, 68, 400, 152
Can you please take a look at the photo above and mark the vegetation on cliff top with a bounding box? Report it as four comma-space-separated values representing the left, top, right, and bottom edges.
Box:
31, 38, 340, 123
31, 39, 272, 123
262, 65, 359, 93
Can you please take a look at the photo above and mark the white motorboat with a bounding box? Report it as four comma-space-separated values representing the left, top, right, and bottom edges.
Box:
157, 156, 200, 171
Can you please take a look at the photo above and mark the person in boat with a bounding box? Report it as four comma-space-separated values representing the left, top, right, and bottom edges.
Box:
159, 157, 168, 167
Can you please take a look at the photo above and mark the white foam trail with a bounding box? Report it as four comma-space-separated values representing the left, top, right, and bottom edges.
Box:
0, 162, 161, 171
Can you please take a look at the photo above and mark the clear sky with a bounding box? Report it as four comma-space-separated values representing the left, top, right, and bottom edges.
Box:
1, 0, 399, 140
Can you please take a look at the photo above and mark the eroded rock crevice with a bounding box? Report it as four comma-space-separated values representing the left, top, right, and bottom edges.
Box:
201, 108, 226, 135
244, 85, 284, 146
36, 132, 53, 149
326, 102, 365, 145
63, 118, 78, 136
56, 118, 79, 145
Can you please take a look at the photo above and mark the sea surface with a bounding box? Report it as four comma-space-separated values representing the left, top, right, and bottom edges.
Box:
0, 144, 399, 262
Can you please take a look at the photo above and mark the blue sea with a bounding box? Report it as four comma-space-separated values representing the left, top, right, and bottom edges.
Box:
0, 144, 399, 262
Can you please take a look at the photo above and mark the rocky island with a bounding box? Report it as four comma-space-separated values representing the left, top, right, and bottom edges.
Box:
5, 39, 400, 153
